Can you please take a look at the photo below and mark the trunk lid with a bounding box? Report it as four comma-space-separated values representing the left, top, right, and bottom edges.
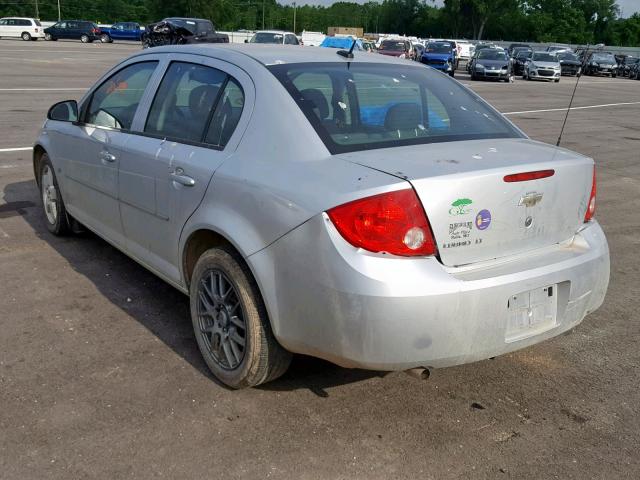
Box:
337, 139, 593, 266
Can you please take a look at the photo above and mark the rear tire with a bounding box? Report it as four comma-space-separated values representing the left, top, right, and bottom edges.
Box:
39, 154, 71, 236
190, 247, 292, 388
21, 32, 32, 41
100, 33, 112, 43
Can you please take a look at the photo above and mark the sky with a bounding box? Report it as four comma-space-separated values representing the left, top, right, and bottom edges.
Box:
287, 0, 640, 18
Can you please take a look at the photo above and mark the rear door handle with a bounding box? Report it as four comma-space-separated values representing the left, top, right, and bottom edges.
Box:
99, 151, 116, 163
171, 168, 195, 186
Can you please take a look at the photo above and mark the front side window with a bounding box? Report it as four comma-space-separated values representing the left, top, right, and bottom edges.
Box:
145, 62, 228, 144
270, 62, 522, 154
85, 61, 158, 130
285, 34, 298, 45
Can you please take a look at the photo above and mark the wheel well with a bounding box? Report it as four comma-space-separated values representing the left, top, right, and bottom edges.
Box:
33, 145, 46, 187
182, 229, 237, 288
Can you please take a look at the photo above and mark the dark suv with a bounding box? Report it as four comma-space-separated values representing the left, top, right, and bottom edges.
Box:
44, 20, 101, 43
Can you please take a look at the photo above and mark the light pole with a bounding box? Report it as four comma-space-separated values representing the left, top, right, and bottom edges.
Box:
57, 0, 61, 21
35, 0, 39, 19
292, 2, 296, 34
262, 0, 265, 29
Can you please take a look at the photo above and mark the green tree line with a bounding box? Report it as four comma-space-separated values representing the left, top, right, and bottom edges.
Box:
1, 0, 639, 46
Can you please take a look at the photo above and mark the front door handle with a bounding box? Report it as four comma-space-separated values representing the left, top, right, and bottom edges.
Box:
99, 150, 116, 163
171, 168, 195, 187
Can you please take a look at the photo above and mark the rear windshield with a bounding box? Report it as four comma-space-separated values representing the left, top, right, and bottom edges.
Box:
251, 32, 283, 44
269, 62, 523, 154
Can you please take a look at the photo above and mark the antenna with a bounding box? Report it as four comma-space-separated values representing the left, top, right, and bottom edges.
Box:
337, 38, 357, 59
557, 43, 604, 147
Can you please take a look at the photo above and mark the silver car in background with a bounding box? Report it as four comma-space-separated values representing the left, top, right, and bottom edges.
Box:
34, 45, 609, 388
523, 51, 562, 82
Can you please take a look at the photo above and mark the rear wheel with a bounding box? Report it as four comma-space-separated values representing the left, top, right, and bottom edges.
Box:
100, 33, 112, 43
21, 32, 32, 41
190, 247, 292, 388
39, 154, 70, 236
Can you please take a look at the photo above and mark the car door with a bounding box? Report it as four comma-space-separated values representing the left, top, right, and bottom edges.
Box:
111, 23, 124, 40
54, 59, 160, 247
118, 55, 251, 284
6, 19, 18, 37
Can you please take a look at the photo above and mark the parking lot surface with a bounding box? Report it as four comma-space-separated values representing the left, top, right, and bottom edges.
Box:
1, 41, 639, 479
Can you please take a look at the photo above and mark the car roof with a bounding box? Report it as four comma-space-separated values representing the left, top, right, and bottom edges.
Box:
255, 30, 294, 34
2, 17, 35, 20
137, 44, 420, 67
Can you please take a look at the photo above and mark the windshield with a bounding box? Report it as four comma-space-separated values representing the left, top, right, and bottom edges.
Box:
251, 32, 284, 44
592, 53, 615, 62
478, 50, 507, 61
532, 52, 557, 62
269, 62, 522, 154
516, 51, 532, 59
558, 53, 578, 61
380, 40, 405, 51
426, 43, 451, 54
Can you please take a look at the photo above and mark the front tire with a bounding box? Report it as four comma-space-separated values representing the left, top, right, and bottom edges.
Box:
39, 154, 70, 235
190, 247, 292, 388
44, 33, 55, 41
80, 34, 89, 43
21, 32, 32, 41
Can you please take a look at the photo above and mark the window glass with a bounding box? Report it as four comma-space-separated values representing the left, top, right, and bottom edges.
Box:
55, 22, 66, 28
205, 79, 245, 147
6, 19, 15, 26
86, 61, 157, 130
145, 62, 227, 143
285, 34, 298, 45
270, 62, 522, 154
34, 19, 42, 26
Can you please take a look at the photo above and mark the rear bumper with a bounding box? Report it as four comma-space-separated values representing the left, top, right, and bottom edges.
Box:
250, 215, 610, 371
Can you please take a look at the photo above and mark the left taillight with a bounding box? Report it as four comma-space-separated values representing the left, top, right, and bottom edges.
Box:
584, 166, 596, 222
327, 188, 437, 257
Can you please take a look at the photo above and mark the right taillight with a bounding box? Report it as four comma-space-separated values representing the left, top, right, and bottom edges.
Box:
584, 166, 596, 222
327, 188, 437, 257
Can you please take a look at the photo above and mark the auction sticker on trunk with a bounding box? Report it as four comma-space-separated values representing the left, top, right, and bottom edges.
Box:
475, 209, 491, 230
449, 198, 473, 216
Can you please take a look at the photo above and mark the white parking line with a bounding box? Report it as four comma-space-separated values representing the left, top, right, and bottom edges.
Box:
503, 101, 640, 115
0, 88, 85, 91
0, 147, 32, 153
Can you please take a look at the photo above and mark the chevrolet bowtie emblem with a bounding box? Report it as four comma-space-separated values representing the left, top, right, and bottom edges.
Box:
518, 192, 543, 207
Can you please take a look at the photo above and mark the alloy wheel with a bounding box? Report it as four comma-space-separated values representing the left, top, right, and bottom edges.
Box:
41, 164, 58, 224
196, 269, 247, 370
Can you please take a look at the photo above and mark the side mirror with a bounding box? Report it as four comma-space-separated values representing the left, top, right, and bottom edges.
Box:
47, 100, 78, 122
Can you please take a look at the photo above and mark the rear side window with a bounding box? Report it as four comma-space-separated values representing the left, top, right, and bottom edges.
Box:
145, 62, 244, 147
85, 61, 158, 130
35, 19, 42, 26
269, 62, 522, 154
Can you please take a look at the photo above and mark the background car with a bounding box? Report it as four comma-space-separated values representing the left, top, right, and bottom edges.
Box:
36, 45, 608, 389
0, 17, 44, 41
378, 38, 414, 59
470, 47, 512, 81
301, 30, 325, 46
558, 51, 582, 76
248, 30, 299, 45
421, 41, 456, 76
99, 22, 143, 43
513, 49, 532, 75
44, 20, 101, 43
523, 51, 561, 82
507, 43, 530, 56
412, 42, 425, 60
617, 56, 638, 77
455, 39, 474, 63
584, 52, 617, 77
466, 43, 498, 72
142, 18, 228, 48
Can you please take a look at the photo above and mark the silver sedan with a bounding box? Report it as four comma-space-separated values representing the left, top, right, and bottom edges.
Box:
34, 45, 609, 388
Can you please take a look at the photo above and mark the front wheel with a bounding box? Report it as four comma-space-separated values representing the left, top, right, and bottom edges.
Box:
190, 247, 292, 388
39, 154, 70, 235
80, 34, 89, 43
44, 33, 55, 41
21, 32, 32, 41
449, 69, 455, 77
